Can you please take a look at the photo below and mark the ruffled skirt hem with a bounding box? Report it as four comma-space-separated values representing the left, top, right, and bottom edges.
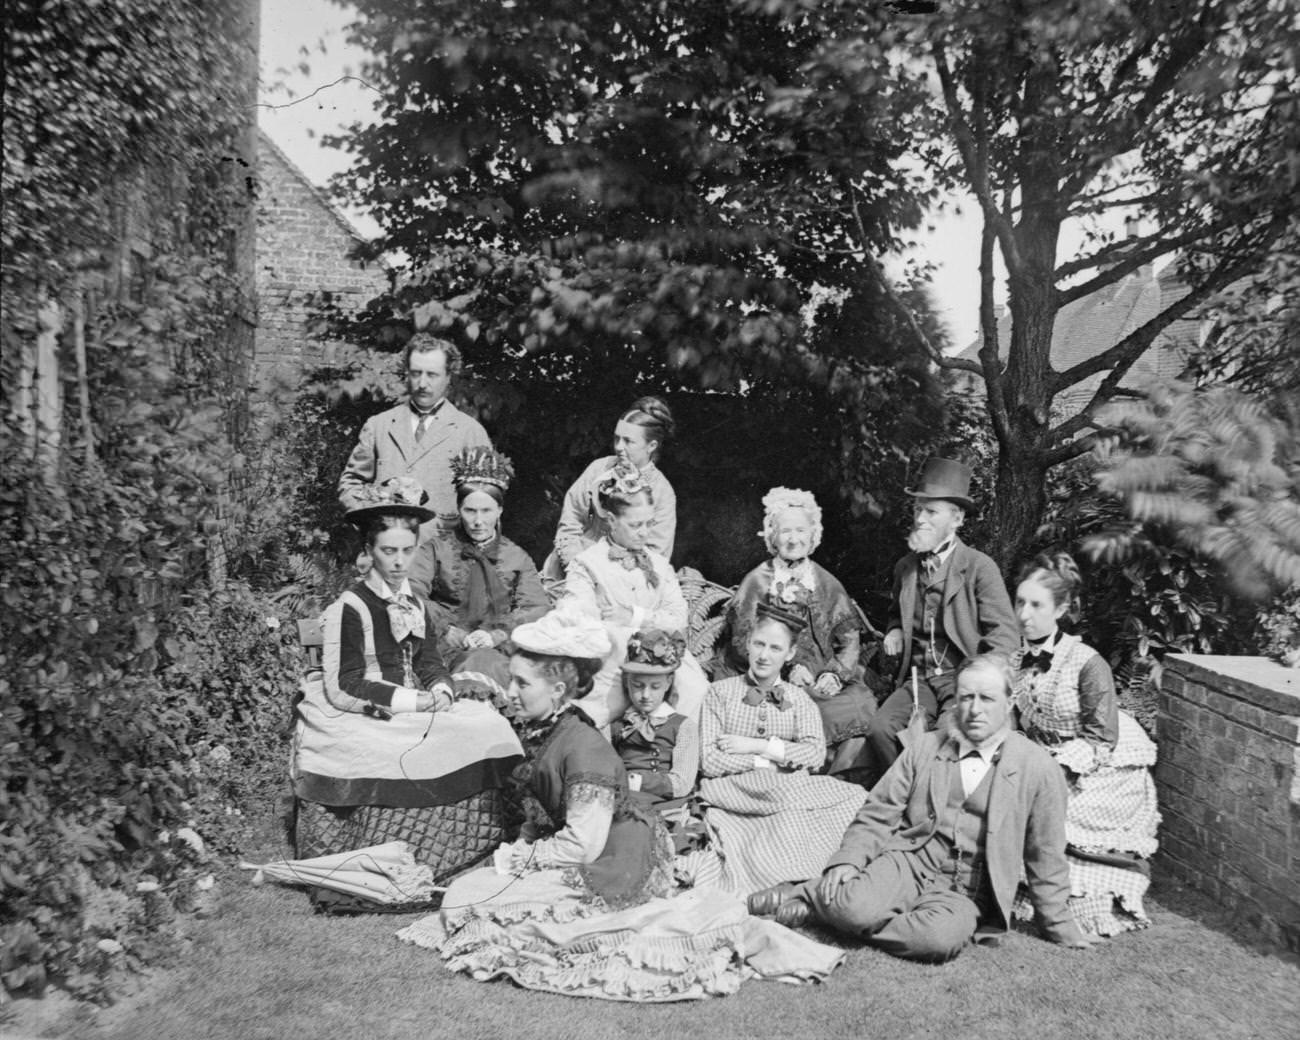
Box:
397, 870, 844, 1001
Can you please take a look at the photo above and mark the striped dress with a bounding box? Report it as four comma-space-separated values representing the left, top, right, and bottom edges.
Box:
685, 677, 867, 895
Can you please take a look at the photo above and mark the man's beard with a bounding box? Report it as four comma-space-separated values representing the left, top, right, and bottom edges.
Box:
907, 527, 943, 553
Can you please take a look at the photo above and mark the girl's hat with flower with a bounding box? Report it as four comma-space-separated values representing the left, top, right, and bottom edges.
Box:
346, 477, 436, 525
452, 446, 515, 493
622, 629, 686, 674
512, 606, 611, 659
755, 589, 809, 633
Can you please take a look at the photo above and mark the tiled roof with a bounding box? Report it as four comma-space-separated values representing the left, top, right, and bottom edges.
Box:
955, 262, 1199, 418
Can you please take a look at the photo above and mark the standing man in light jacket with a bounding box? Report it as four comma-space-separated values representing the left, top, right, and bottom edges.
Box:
860, 457, 1019, 784
748, 654, 1098, 961
338, 333, 491, 541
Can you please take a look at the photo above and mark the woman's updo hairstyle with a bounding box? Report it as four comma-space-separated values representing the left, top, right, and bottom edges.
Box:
619, 396, 675, 461
513, 650, 599, 701
362, 514, 420, 549
596, 461, 655, 517
1017, 551, 1084, 624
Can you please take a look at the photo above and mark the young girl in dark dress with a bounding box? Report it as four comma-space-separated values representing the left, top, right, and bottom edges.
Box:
609, 629, 700, 810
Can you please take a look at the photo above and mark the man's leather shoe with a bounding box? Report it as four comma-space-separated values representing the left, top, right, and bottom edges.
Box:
775, 896, 812, 928
747, 882, 811, 927
748, 882, 799, 916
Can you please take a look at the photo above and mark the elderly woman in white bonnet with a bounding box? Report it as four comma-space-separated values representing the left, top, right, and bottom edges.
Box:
718, 487, 880, 780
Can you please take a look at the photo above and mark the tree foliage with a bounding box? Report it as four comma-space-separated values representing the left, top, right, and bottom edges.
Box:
1088, 384, 1300, 600
789, 0, 1299, 566
323, 0, 956, 559
327, 0, 1299, 575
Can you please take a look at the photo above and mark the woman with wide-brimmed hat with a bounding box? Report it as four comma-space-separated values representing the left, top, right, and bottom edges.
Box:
290, 477, 523, 885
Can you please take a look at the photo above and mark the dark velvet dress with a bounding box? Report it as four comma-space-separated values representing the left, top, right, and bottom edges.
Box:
513, 707, 672, 906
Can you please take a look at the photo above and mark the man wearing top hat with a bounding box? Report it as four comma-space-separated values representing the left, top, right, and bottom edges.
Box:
859, 457, 1018, 785
338, 333, 492, 541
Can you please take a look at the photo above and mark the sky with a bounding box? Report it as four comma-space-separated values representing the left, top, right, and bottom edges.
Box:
258, 0, 992, 348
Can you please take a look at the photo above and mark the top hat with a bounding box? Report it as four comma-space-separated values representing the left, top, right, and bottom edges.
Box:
622, 629, 686, 674
904, 457, 974, 511
346, 477, 437, 526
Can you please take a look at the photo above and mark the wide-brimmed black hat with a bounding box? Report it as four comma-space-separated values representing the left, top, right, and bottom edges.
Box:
346, 477, 436, 526
904, 457, 974, 511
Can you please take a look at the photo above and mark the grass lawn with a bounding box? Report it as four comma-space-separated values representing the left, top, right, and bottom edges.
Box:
16, 850, 1297, 1040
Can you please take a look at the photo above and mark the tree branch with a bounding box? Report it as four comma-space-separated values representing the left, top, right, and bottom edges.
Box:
1044, 429, 1099, 467
977, 220, 1012, 443
1048, 217, 1288, 442
1055, 217, 1232, 304
845, 184, 981, 375
1059, 16, 1213, 200
931, 39, 1025, 280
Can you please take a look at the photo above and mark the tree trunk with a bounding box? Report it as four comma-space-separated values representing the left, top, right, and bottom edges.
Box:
988, 443, 1049, 574
986, 216, 1058, 573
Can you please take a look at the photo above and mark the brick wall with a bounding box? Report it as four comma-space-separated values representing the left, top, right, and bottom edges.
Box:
254, 130, 388, 375
1157, 655, 1300, 951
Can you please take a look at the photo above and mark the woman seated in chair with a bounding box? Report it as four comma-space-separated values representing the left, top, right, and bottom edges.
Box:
1010, 551, 1160, 937
718, 487, 880, 779
682, 598, 867, 896
560, 463, 709, 728
409, 447, 547, 703
540, 395, 677, 597
291, 478, 523, 882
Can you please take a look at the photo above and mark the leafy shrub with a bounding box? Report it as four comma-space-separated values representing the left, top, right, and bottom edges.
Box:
1037, 457, 1261, 670
1257, 587, 1300, 668
1093, 384, 1300, 600
0, 441, 298, 1000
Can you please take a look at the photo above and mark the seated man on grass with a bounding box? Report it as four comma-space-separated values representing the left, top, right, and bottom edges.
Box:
748, 653, 1101, 962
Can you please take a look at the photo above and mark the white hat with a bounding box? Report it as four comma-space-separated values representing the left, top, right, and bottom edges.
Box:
512, 606, 611, 659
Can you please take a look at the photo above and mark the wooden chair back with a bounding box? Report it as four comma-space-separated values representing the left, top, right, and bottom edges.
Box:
297, 617, 323, 674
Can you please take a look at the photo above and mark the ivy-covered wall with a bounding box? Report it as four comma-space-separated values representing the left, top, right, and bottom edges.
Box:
0, 0, 299, 1002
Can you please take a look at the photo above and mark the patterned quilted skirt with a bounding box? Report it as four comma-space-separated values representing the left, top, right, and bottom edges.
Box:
294, 788, 508, 885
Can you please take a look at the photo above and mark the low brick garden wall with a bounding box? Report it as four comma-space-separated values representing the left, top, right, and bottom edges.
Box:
1156, 654, 1299, 951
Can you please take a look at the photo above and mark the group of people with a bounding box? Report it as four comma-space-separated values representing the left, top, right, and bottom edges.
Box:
290, 332, 1160, 1000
